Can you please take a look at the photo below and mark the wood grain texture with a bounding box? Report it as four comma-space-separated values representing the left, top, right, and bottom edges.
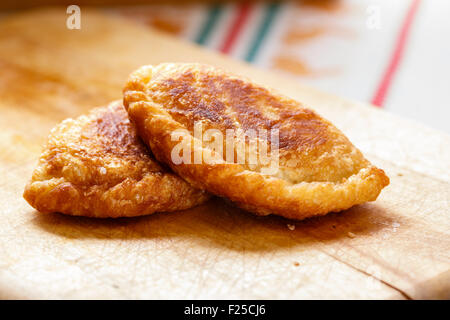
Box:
0, 1, 209, 11
0, 8, 448, 299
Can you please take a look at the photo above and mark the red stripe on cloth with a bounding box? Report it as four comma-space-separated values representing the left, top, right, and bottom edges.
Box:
219, 3, 252, 54
371, 0, 421, 107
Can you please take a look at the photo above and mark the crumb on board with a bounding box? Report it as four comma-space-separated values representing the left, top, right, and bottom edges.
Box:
392, 222, 400, 232
293, 261, 300, 267
397, 173, 403, 177
347, 232, 356, 238
287, 224, 296, 231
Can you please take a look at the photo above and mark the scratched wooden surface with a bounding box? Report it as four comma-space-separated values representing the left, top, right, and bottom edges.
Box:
0, 8, 449, 299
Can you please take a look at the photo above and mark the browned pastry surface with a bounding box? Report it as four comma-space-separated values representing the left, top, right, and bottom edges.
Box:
124, 63, 389, 220
23, 100, 209, 218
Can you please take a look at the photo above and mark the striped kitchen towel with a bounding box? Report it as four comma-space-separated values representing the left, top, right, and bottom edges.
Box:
109, 1, 450, 133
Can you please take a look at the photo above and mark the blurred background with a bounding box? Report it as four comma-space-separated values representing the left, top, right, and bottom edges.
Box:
1, 0, 449, 133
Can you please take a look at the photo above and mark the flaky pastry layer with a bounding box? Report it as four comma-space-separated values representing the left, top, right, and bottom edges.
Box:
24, 101, 209, 217
124, 63, 389, 220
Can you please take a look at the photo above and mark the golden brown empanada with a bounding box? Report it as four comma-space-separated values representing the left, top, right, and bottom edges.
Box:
123, 63, 389, 220
23, 100, 209, 218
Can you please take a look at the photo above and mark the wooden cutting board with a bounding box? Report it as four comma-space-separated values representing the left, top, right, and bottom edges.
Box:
0, 8, 449, 300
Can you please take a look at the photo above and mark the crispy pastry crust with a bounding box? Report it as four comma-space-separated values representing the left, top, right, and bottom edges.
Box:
123, 63, 389, 220
23, 101, 209, 218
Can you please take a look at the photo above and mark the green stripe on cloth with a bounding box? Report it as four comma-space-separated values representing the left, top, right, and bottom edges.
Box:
245, 2, 281, 62
195, 4, 223, 45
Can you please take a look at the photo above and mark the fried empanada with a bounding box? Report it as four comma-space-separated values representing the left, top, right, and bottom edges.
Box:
123, 63, 389, 220
23, 101, 209, 218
